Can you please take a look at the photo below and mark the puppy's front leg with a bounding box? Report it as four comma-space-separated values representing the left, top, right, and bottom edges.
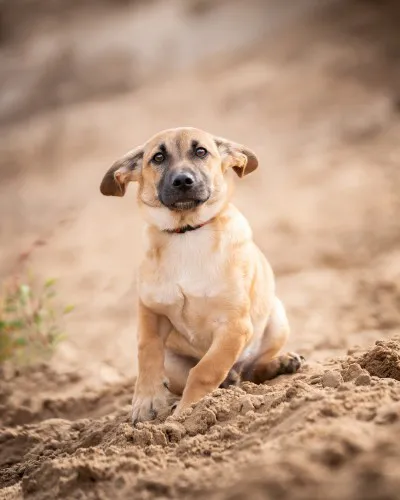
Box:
174, 319, 251, 416
132, 302, 171, 424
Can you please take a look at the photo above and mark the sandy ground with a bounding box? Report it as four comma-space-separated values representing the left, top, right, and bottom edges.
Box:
1, 1, 400, 498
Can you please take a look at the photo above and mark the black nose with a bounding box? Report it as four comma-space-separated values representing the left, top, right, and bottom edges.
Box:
171, 172, 195, 191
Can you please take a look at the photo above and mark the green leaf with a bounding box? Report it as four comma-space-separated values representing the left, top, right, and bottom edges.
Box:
52, 333, 67, 344
9, 319, 25, 329
44, 278, 57, 288
15, 337, 27, 346
19, 284, 31, 306
33, 312, 42, 325
63, 305, 75, 314
20, 284, 31, 298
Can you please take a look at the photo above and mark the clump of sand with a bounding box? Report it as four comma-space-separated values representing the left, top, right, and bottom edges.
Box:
358, 338, 400, 381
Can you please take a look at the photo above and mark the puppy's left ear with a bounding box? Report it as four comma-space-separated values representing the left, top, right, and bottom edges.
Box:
100, 146, 143, 197
214, 136, 258, 178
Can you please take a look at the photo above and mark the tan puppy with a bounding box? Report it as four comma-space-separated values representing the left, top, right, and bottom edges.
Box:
100, 127, 303, 424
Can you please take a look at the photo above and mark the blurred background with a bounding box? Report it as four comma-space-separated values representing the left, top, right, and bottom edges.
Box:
1, 0, 400, 390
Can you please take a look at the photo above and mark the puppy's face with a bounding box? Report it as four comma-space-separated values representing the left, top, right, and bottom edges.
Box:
142, 129, 219, 212
100, 128, 258, 227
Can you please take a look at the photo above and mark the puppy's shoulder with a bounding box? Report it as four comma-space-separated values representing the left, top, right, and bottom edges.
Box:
216, 204, 252, 243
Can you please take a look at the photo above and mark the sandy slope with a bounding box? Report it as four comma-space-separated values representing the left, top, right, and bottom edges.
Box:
1, 1, 400, 498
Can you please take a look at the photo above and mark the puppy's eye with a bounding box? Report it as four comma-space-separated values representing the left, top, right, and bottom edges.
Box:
152, 152, 165, 164
195, 147, 207, 158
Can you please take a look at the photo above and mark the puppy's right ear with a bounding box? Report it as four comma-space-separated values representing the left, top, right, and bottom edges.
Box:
100, 146, 144, 197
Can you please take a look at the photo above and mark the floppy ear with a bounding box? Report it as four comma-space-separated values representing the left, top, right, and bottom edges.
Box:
214, 136, 258, 178
100, 146, 144, 197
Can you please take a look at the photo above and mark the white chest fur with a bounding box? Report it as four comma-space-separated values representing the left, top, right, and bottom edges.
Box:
139, 228, 226, 311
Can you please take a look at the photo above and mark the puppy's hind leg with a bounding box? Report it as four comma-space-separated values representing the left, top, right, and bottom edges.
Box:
164, 350, 197, 396
243, 298, 304, 384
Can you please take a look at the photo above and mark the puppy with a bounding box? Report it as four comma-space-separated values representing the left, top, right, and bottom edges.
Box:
100, 127, 303, 424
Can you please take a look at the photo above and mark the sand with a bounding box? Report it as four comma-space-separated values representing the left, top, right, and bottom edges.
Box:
1, 340, 400, 499
1, 1, 400, 498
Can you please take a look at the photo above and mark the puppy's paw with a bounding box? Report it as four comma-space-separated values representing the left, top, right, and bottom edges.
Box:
131, 386, 171, 425
278, 352, 304, 374
245, 352, 305, 383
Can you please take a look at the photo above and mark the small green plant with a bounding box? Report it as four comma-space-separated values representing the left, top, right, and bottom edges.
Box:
0, 274, 73, 364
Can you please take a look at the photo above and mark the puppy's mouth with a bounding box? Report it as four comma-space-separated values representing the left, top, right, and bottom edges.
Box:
162, 196, 209, 212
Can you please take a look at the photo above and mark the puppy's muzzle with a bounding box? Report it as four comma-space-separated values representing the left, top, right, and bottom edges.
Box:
159, 168, 210, 211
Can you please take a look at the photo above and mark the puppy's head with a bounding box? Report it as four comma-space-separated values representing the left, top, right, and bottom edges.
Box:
100, 127, 258, 227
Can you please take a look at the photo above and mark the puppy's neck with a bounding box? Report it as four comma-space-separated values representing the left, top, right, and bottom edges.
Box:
162, 218, 215, 235
144, 202, 252, 251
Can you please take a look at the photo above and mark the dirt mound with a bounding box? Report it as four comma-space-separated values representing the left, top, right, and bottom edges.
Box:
1, 341, 400, 499
358, 339, 400, 381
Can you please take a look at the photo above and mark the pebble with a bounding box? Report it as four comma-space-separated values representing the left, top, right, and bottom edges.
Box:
240, 397, 255, 415
355, 371, 371, 386
322, 370, 343, 388
286, 387, 297, 399
342, 363, 363, 382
